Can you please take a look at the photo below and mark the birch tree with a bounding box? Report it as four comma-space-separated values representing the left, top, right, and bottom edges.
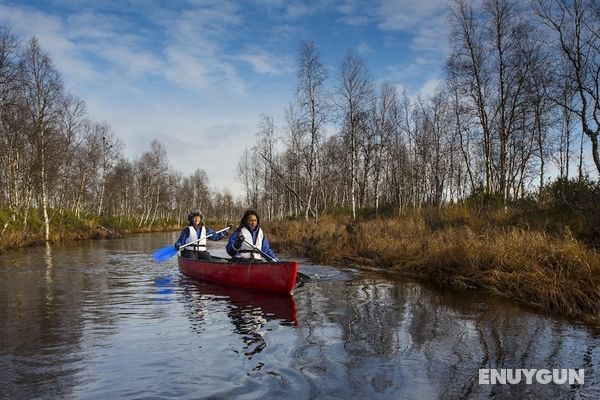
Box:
297, 41, 328, 220
21, 37, 64, 241
532, 0, 600, 176
336, 50, 374, 219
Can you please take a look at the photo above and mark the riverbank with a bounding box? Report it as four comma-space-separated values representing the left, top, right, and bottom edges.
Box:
266, 208, 600, 324
0, 213, 181, 253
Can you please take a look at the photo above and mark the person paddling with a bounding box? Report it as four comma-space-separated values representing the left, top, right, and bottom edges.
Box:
175, 210, 226, 260
226, 210, 277, 261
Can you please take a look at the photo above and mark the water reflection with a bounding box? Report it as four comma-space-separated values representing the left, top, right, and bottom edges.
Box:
180, 279, 298, 357
153, 275, 175, 299
44, 242, 53, 286
0, 243, 85, 399
290, 274, 600, 399
1, 234, 599, 399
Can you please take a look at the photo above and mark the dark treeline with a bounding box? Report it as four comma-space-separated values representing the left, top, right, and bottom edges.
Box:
0, 26, 241, 245
239, 0, 600, 221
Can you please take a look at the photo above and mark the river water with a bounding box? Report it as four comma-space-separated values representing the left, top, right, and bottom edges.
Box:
1, 232, 599, 399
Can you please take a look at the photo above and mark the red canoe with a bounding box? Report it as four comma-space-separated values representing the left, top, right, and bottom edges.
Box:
178, 256, 298, 294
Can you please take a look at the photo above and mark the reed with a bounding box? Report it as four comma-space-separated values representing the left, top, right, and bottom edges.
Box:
0, 209, 181, 252
266, 211, 600, 322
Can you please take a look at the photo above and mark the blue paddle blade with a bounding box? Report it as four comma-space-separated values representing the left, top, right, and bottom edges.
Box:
153, 245, 177, 262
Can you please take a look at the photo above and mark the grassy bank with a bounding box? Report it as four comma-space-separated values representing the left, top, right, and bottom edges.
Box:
0, 210, 181, 253
266, 207, 600, 323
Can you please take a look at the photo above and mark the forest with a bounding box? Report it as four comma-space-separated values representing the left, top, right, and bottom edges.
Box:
239, 0, 600, 226
1, 0, 599, 262
0, 27, 244, 249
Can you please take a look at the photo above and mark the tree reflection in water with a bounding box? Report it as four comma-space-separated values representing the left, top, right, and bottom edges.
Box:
179, 278, 297, 357
3, 235, 600, 399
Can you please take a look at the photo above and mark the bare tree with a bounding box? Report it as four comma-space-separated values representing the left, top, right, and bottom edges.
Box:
448, 0, 494, 194
255, 114, 277, 220
532, 0, 600, 176
448, 0, 545, 203
21, 37, 64, 241
283, 103, 305, 216
552, 77, 576, 179
297, 41, 328, 220
372, 82, 399, 215
104, 158, 135, 219
0, 26, 23, 239
189, 169, 210, 212
136, 139, 169, 227
336, 50, 374, 219
55, 93, 86, 215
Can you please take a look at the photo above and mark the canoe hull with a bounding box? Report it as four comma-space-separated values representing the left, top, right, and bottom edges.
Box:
178, 256, 298, 294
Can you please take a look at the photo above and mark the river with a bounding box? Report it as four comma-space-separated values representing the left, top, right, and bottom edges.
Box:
1, 232, 598, 399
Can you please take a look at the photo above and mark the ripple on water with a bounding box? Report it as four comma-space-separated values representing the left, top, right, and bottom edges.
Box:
2, 235, 600, 399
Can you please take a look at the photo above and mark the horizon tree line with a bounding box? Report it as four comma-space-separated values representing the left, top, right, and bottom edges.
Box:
0, 25, 242, 242
2, 0, 599, 244
238, 0, 600, 220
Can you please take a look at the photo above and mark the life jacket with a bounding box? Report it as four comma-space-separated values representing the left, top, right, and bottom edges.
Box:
185, 226, 207, 251
238, 226, 263, 260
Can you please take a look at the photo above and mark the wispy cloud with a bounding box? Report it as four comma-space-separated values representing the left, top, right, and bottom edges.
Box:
278, 0, 336, 20
335, 0, 375, 26
385, 57, 435, 81
382, 55, 444, 99
356, 42, 374, 56
238, 47, 294, 75
0, 0, 454, 196
376, 0, 449, 55
418, 78, 442, 98
155, 3, 245, 90
376, 0, 446, 31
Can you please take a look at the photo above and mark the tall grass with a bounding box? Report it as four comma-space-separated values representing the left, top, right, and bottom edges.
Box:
266, 209, 600, 322
0, 208, 180, 252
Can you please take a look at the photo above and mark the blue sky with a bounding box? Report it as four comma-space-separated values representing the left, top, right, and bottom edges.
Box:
0, 0, 450, 196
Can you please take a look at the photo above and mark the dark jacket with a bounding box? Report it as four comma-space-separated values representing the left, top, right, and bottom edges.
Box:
175, 225, 225, 249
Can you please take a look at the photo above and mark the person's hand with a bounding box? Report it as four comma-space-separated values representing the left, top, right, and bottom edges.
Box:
175, 243, 181, 250
227, 223, 233, 229
234, 234, 245, 249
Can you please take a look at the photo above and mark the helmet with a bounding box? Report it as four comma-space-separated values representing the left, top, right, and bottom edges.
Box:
187, 209, 204, 223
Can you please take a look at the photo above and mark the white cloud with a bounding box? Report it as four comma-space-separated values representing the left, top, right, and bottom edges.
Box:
409, 14, 450, 56
280, 0, 335, 19
163, 47, 211, 89
356, 42, 374, 56
238, 47, 294, 75
0, 4, 97, 84
335, 0, 374, 26
377, 0, 446, 31
376, 0, 449, 56
418, 78, 442, 98
0, 0, 457, 196
157, 3, 249, 92
385, 57, 433, 80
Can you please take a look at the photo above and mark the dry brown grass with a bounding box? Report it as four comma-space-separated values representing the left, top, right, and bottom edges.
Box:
266, 212, 600, 322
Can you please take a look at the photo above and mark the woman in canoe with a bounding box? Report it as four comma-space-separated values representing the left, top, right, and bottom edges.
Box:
175, 210, 226, 260
226, 209, 278, 261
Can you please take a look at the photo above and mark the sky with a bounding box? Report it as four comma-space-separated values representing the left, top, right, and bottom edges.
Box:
0, 0, 450, 197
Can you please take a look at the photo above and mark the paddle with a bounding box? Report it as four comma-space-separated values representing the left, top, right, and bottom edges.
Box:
241, 238, 279, 262
153, 226, 231, 262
